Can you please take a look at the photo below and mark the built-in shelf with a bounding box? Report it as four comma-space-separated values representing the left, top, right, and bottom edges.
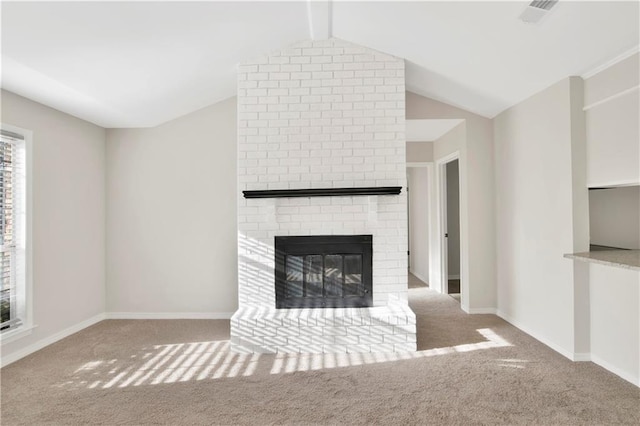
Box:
242, 186, 402, 199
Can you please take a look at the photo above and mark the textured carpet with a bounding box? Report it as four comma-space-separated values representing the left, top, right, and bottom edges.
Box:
2, 281, 639, 425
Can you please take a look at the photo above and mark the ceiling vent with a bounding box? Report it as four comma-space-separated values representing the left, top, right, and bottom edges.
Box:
519, 0, 559, 24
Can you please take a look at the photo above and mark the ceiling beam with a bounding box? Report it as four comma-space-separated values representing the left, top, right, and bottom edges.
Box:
307, 0, 332, 40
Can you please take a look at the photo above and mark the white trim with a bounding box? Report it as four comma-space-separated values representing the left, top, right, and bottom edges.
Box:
581, 45, 639, 79
105, 312, 235, 320
0, 313, 105, 368
465, 307, 497, 315
435, 152, 460, 167
409, 270, 429, 286
0, 311, 236, 367
496, 309, 575, 361
590, 354, 640, 387
436, 151, 460, 296
0, 123, 34, 339
406, 162, 432, 168
583, 85, 639, 111
448, 274, 460, 280
573, 353, 591, 362
0, 324, 37, 345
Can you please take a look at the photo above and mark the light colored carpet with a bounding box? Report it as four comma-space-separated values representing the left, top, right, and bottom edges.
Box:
408, 272, 428, 289
2, 284, 639, 425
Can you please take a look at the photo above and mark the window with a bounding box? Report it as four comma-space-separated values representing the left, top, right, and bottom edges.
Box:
0, 127, 29, 337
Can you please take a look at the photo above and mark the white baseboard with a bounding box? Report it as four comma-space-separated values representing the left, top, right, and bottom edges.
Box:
590, 354, 640, 387
472, 317, 637, 386
448, 274, 460, 280
1, 313, 106, 368
409, 270, 429, 286
1, 311, 235, 368
573, 353, 591, 362
466, 307, 497, 315
105, 312, 234, 320
495, 309, 575, 361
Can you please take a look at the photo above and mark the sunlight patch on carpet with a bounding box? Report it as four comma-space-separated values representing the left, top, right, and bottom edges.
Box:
54, 328, 512, 390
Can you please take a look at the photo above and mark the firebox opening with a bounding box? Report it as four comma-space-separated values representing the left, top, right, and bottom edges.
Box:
275, 235, 373, 309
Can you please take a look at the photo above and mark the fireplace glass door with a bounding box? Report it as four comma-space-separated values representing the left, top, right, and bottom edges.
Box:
275, 235, 372, 308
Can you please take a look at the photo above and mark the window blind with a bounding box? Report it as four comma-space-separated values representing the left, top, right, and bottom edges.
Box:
0, 130, 25, 332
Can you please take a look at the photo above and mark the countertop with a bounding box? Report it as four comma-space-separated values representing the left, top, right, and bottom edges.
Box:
564, 250, 640, 271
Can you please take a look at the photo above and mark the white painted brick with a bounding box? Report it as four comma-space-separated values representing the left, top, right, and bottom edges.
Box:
291, 56, 311, 64
312, 71, 333, 80
372, 344, 395, 353
286, 335, 315, 346
234, 38, 412, 355
347, 345, 371, 353
253, 327, 276, 337
370, 325, 394, 335
259, 80, 280, 89
394, 343, 417, 352
333, 55, 354, 63
311, 55, 332, 64
320, 79, 342, 87
323, 345, 348, 353
269, 56, 290, 65
312, 336, 336, 345
302, 47, 323, 56
363, 62, 385, 70
302, 64, 323, 72
248, 72, 268, 81
323, 63, 344, 71
383, 334, 407, 344
281, 48, 302, 56
281, 64, 301, 72
343, 62, 364, 70
323, 327, 347, 336
334, 335, 360, 345
259, 64, 281, 72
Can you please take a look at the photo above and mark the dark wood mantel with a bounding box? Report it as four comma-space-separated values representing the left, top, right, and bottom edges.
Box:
242, 186, 402, 199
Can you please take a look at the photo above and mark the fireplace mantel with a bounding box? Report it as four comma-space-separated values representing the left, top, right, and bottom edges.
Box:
242, 186, 402, 199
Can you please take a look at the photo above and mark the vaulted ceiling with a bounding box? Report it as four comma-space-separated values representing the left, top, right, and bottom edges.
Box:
2, 1, 638, 128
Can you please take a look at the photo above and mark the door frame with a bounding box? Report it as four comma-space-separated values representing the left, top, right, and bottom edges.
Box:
406, 162, 434, 286
436, 151, 460, 296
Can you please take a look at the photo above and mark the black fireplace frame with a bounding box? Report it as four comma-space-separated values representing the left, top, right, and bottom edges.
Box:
275, 235, 373, 309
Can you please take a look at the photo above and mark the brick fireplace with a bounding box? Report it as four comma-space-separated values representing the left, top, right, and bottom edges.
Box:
230, 38, 416, 353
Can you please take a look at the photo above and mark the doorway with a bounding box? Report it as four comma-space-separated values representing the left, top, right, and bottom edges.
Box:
445, 160, 460, 300
407, 164, 433, 287
438, 154, 461, 302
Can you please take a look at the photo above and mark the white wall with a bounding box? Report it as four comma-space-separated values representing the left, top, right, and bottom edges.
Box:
406, 142, 433, 163
589, 186, 640, 249
494, 77, 588, 357
446, 160, 460, 278
1, 90, 106, 362
106, 97, 238, 316
589, 263, 639, 386
584, 53, 639, 187
406, 92, 496, 312
434, 123, 463, 160
407, 166, 430, 284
